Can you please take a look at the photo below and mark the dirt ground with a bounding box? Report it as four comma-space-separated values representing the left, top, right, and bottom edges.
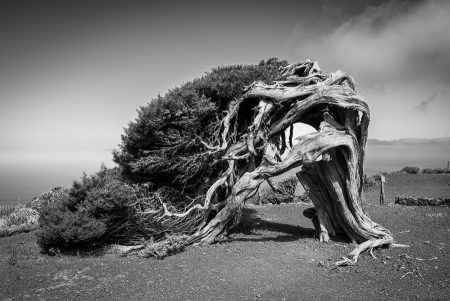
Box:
1, 174, 449, 300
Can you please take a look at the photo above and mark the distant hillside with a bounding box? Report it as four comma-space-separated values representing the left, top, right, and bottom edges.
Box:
368, 137, 450, 146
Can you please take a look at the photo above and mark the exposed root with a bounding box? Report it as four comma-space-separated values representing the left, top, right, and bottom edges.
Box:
335, 237, 410, 266
391, 243, 411, 248
111, 244, 145, 255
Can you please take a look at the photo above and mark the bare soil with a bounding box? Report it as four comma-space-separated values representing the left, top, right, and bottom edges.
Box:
1, 174, 449, 300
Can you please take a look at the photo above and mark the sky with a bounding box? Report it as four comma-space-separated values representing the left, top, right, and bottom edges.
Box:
0, 0, 449, 201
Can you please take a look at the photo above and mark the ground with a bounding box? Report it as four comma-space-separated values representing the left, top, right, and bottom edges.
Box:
1, 174, 449, 300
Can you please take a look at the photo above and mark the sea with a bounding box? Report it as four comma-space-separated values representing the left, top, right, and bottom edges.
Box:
364, 143, 450, 175
0, 149, 114, 206
0, 143, 449, 206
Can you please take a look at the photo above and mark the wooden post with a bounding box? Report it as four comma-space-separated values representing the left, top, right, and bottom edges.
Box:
379, 174, 386, 205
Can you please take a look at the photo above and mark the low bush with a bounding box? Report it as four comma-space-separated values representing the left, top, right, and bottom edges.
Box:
363, 175, 379, 189
1, 206, 40, 238
138, 234, 189, 259
400, 166, 420, 174
277, 177, 298, 196
37, 206, 106, 251
296, 193, 312, 203
35, 164, 202, 253
36, 165, 143, 252
5, 206, 39, 227
27, 187, 68, 211
256, 176, 311, 204
422, 168, 449, 174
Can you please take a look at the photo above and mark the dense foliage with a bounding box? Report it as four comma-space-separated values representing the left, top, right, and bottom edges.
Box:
27, 187, 67, 211
421, 168, 450, 174
113, 58, 287, 195
255, 177, 310, 205
362, 174, 379, 189
400, 166, 421, 174
36, 166, 133, 251
37, 59, 290, 252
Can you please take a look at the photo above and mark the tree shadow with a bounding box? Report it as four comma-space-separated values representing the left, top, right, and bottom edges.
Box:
227, 207, 315, 243
227, 206, 349, 243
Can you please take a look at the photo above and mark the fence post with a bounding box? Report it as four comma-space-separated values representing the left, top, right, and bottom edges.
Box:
379, 174, 386, 205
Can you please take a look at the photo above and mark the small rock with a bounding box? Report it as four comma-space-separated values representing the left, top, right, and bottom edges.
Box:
24, 295, 31, 299
424, 241, 431, 244
317, 261, 326, 267
256, 294, 261, 298
385, 256, 392, 260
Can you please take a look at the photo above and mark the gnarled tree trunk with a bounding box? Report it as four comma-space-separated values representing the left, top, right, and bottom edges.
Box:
157, 60, 406, 265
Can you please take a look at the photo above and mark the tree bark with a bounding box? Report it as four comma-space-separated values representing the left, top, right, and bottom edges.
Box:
160, 60, 404, 264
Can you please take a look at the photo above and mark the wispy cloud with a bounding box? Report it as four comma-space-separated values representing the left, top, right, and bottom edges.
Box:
415, 92, 438, 113
288, 0, 450, 139
291, 0, 450, 87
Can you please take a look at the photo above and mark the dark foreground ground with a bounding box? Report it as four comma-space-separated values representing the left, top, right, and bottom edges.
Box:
1, 174, 449, 301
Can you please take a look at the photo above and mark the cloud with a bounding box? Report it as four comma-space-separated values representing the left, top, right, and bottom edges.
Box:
288, 0, 450, 139
415, 92, 438, 112
290, 0, 450, 87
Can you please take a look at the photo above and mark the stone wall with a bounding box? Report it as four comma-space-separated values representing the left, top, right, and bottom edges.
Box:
395, 196, 450, 206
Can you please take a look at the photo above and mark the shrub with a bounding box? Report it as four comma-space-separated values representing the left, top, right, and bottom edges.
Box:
363, 174, 379, 189
36, 165, 141, 252
5, 206, 39, 227
138, 234, 189, 259
27, 187, 68, 211
35, 164, 199, 252
400, 166, 420, 174
277, 177, 298, 196
296, 193, 312, 203
1, 206, 40, 238
422, 168, 449, 174
255, 176, 311, 205
36, 205, 106, 252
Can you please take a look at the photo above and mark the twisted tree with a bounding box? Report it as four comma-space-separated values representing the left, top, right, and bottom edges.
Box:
115, 59, 406, 264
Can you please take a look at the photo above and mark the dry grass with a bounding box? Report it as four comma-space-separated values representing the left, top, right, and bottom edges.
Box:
364, 173, 450, 203
138, 234, 189, 259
